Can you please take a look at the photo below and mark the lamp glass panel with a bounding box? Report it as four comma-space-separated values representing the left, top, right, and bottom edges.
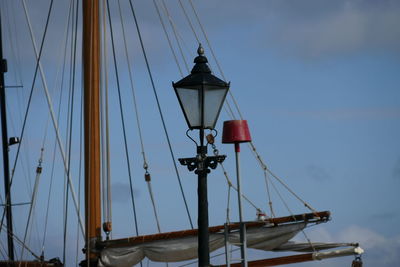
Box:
175, 87, 201, 128
203, 86, 228, 129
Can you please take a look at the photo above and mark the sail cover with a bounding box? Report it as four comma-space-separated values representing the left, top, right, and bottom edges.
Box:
98, 222, 306, 267
273, 241, 359, 252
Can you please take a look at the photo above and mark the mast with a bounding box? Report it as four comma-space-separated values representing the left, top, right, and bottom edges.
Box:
83, 0, 101, 263
0, 11, 15, 261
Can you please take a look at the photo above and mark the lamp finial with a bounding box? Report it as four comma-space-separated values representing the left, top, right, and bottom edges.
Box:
197, 44, 204, 56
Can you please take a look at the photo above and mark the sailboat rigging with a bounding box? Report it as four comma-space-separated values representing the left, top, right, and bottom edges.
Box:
0, 8, 15, 261
0, 0, 365, 266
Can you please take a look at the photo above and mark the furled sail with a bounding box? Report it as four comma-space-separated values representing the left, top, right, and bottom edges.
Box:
99, 223, 305, 266
273, 241, 359, 252
98, 211, 330, 267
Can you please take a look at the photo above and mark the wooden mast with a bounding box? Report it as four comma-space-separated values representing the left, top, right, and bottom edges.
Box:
83, 0, 101, 263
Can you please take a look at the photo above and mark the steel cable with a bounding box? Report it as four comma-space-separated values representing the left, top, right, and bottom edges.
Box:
0, 0, 54, 239
21, 0, 85, 237
41, 0, 74, 257
177, 0, 200, 44
63, 0, 79, 263
116, 0, 163, 235
151, 0, 184, 77
187, 0, 241, 120
128, 0, 194, 229
106, 0, 141, 238
159, 0, 190, 73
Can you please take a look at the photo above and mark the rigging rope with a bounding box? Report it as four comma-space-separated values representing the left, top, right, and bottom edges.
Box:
63, 0, 79, 263
159, 0, 190, 73
263, 171, 275, 218
0, 241, 6, 259
3, 0, 23, 88
100, 36, 107, 233
266, 167, 317, 213
41, 0, 74, 256
63, 13, 73, 267
186, 0, 237, 119
5, 92, 35, 208
75, 64, 85, 267
128, 0, 194, 229
22, 107, 51, 261
211, 143, 260, 211
155, 1, 285, 221
116, 0, 163, 234
75, 48, 86, 263
101, 0, 112, 229
0, 223, 41, 261
21, 0, 77, 259
186, 0, 318, 217
145, 173, 162, 233
151, 0, 184, 77
106, 0, 141, 237
100, 0, 111, 230
267, 175, 316, 252
21, 0, 85, 236
152, 0, 320, 237
177, 0, 200, 44
0, 0, 55, 238
30, 117, 52, 259
226, 182, 232, 224
20, 147, 45, 261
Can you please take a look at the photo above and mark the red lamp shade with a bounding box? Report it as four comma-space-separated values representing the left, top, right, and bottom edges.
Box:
222, 120, 252, 144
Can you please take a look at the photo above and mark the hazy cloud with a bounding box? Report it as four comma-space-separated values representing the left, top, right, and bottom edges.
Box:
9, 0, 400, 69
393, 158, 400, 180
369, 211, 399, 221
306, 164, 331, 181
112, 182, 139, 203
275, 107, 400, 121
260, 0, 400, 59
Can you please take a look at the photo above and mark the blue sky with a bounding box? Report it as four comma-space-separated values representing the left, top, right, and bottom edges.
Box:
0, 0, 399, 266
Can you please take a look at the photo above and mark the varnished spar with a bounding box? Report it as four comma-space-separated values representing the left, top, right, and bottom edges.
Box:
99, 211, 330, 249
82, 0, 101, 264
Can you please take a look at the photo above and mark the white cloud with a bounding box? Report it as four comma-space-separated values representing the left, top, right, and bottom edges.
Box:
298, 225, 400, 266
299, 226, 335, 243
339, 226, 400, 265
338, 225, 386, 248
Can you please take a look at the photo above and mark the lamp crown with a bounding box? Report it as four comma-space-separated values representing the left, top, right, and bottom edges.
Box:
172, 45, 230, 130
192, 44, 211, 74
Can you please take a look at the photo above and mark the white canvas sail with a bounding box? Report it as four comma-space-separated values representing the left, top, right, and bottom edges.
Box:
99, 222, 306, 266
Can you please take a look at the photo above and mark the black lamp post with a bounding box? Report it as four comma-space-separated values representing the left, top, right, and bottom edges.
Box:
173, 45, 229, 267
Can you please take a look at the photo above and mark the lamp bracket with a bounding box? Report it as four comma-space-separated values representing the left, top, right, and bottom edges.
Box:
178, 155, 226, 173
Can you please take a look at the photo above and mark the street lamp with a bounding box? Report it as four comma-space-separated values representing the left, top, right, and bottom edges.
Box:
173, 45, 229, 267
